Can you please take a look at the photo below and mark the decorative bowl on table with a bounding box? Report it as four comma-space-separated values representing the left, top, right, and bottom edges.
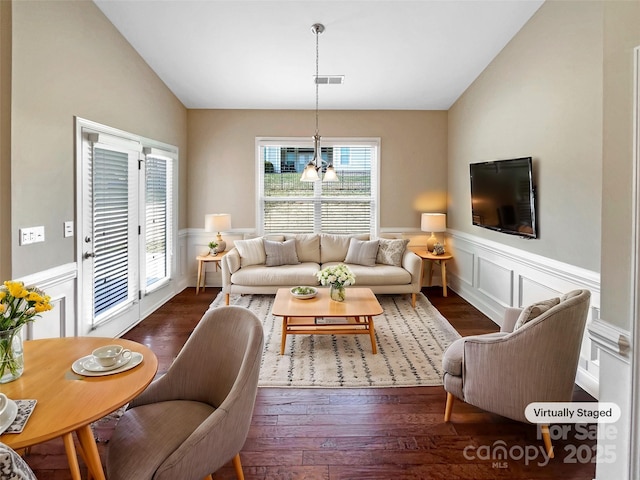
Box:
290, 286, 318, 299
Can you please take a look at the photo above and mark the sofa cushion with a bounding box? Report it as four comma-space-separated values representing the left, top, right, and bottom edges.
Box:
324, 262, 411, 286
320, 234, 369, 263
344, 238, 379, 267
514, 297, 561, 330
376, 238, 410, 267
231, 263, 320, 286
286, 234, 320, 264
234, 237, 266, 267
264, 239, 299, 267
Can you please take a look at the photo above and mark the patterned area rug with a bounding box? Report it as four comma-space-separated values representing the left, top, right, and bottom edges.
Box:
209, 292, 460, 388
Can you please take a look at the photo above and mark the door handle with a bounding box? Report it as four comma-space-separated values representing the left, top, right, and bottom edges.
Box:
83, 252, 96, 259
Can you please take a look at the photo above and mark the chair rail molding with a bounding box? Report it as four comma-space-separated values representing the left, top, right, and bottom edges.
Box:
445, 228, 601, 399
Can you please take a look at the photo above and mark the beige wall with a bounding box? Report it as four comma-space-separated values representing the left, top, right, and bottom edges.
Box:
448, 1, 603, 272
0, 1, 11, 281
601, 0, 640, 331
187, 109, 447, 231
10, 0, 188, 277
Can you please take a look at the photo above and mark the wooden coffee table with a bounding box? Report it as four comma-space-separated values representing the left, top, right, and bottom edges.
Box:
272, 287, 383, 355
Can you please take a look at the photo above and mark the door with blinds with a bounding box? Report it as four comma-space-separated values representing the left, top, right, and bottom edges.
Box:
78, 121, 177, 337
81, 134, 140, 335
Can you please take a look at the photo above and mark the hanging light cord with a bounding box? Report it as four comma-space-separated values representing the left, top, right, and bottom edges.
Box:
315, 26, 320, 153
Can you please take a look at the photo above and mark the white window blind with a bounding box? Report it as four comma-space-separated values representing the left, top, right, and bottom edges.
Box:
258, 139, 379, 235
143, 153, 173, 293
92, 145, 137, 320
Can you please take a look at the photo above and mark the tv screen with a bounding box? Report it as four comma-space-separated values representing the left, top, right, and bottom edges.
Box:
470, 157, 537, 238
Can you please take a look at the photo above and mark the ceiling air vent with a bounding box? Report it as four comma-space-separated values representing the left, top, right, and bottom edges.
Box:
314, 75, 345, 85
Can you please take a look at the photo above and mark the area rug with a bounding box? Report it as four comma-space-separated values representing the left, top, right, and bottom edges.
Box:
209, 292, 460, 388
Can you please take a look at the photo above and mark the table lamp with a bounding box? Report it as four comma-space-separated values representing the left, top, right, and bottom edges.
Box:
205, 213, 231, 252
421, 213, 446, 252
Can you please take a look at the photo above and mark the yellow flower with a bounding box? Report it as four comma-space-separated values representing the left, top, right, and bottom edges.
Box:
34, 302, 52, 313
5, 281, 28, 299
0, 291, 5, 301
0, 304, 6, 314
27, 291, 44, 303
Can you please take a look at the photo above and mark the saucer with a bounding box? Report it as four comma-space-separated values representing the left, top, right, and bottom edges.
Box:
0, 399, 18, 435
72, 352, 143, 377
82, 354, 131, 372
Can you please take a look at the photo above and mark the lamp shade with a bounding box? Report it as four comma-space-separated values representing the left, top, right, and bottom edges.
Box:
421, 213, 446, 233
205, 213, 231, 233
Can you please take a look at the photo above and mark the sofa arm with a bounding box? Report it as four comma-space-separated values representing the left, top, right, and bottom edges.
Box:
501, 307, 522, 333
402, 249, 423, 291
221, 248, 241, 293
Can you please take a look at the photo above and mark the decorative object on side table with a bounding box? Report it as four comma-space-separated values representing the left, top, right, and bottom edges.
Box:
0, 281, 53, 383
317, 264, 356, 302
432, 242, 445, 255
208, 241, 219, 255
205, 213, 231, 252
421, 213, 447, 252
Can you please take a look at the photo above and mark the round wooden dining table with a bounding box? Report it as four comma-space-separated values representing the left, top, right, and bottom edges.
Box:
0, 337, 158, 480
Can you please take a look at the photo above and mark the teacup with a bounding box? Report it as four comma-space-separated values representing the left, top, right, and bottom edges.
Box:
0, 393, 8, 417
92, 344, 132, 367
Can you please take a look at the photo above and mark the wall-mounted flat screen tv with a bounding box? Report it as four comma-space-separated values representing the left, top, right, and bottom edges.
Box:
470, 157, 537, 239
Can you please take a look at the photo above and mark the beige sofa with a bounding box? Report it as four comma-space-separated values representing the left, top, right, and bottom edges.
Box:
221, 233, 423, 307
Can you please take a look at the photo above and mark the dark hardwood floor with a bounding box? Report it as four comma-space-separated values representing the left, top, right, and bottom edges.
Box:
25, 287, 596, 479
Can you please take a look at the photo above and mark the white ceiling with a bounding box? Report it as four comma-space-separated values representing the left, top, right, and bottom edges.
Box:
93, 0, 544, 110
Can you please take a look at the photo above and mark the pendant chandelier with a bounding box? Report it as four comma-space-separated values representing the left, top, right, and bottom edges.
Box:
301, 23, 338, 182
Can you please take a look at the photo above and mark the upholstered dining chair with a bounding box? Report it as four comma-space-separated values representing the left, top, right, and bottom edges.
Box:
0, 443, 37, 479
442, 289, 591, 458
107, 305, 264, 480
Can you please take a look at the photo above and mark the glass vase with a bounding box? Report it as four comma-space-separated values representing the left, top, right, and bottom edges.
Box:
330, 284, 346, 302
0, 326, 24, 383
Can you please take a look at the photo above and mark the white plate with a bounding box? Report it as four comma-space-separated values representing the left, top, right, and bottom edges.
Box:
72, 352, 143, 377
290, 286, 318, 299
82, 354, 132, 372
0, 399, 18, 435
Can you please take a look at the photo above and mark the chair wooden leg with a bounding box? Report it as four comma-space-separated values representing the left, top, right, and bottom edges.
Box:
444, 392, 454, 422
232, 453, 245, 480
225, 293, 230, 305
411, 293, 416, 308
540, 424, 555, 459
203, 475, 213, 480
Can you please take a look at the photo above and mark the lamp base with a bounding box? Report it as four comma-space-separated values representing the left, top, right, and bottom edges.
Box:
426, 233, 437, 252
216, 234, 226, 252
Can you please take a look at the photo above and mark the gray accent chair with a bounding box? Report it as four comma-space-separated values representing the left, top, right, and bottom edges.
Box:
442, 289, 591, 457
107, 305, 264, 480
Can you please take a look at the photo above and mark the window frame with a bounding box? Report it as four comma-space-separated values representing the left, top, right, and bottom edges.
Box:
256, 137, 381, 236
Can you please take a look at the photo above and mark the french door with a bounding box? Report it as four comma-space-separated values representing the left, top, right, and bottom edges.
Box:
76, 118, 176, 337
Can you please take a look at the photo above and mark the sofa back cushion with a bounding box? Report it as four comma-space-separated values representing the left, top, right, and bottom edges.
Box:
320, 234, 369, 263
286, 234, 320, 263
376, 238, 410, 267
264, 239, 300, 267
234, 237, 266, 267
344, 238, 379, 266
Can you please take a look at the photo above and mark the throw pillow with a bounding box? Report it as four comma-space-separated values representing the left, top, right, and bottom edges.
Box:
514, 297, 561, 330
344, 238, 380, 267
376, 238, 410, 266
264, 239, 300, 267
234, 237, 266, 267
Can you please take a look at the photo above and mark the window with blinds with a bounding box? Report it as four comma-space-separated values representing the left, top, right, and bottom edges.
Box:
259, 138, 379, 235
144, 155, 173, 291
92, 145, 137, 320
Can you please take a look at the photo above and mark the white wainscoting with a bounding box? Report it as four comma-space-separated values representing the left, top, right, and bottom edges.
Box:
17, 263, 77, 340
446, 229, 601, 399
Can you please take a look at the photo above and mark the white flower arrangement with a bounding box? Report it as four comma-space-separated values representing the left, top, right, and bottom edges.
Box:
316, 264, 356, 288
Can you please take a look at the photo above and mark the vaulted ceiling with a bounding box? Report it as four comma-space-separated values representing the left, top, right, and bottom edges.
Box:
94, 0, 544, 110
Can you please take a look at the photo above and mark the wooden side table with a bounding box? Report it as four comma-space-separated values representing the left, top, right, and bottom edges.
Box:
409, 247, 453, 297
196, 251, 227, 294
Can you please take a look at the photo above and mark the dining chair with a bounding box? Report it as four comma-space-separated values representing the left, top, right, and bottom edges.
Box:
442, 289, 591, 458
106, 305, 264, 480
0, 442, 37, 479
